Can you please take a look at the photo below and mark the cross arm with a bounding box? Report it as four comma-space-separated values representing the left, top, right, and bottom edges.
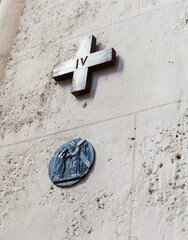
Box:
53, 59, 76, 81
84, 48, 116, 71
53, 48, 116, 82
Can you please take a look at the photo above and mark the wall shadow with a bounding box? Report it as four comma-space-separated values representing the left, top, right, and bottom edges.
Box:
77, 55, 124, 100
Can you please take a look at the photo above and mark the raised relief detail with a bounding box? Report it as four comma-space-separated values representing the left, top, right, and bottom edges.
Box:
49, 139, 95, 187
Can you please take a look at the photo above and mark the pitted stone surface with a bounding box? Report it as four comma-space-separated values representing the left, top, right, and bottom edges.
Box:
0, 0, 187, 240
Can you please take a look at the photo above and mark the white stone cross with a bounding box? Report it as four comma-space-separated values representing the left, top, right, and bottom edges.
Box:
53, 35, 116, 96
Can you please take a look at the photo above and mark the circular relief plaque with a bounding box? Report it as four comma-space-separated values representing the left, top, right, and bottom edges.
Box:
49, 138, 95, 187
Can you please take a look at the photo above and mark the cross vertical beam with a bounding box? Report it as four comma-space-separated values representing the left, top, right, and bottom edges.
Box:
72, 35, 96, 96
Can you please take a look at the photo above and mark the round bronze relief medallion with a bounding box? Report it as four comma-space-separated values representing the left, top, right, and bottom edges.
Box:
49, 138, 95, 187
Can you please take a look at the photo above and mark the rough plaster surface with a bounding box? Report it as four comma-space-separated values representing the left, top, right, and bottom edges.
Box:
0, 0, 188, 239
0, 0, 25, 82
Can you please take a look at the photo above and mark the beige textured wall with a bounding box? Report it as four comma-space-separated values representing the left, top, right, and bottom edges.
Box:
0, 0, 188, 240
0, 0, 25, 82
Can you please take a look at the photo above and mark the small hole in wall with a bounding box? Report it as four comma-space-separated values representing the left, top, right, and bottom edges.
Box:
186, 19, 188, 24
159, 163, 163, 168
176, 154, 181, 160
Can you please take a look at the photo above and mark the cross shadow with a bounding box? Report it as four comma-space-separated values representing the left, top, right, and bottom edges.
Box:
56, 77, 73, 89
77, 55, 124, 100
54, 54, 124, 101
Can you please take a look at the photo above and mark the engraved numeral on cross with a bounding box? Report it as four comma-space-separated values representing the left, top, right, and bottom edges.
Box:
76, 56, 88, 69
53, 35, 116, 96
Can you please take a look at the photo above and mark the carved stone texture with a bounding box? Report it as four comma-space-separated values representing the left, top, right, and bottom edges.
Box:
53, 35, 116, 96
49, 138, 95, 187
